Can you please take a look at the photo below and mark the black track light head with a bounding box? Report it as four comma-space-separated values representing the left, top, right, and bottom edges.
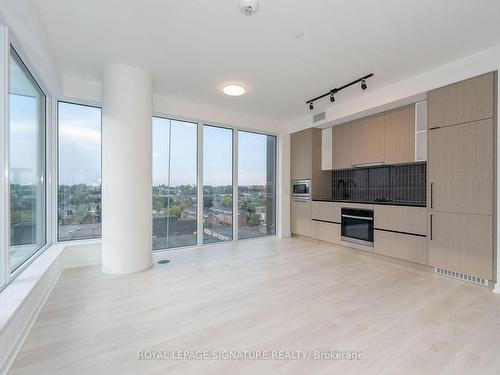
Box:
309, 102, 314, 111
330, 91, 335, 102
361, 79, 367, 90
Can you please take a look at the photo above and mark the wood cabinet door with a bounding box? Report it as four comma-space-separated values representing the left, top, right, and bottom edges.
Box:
374, 205, 427, 235
290, 199, 312, 237
312, 221, 340, 244
351, 114, 385, 166
331, 124, 352, 169
321, 127, 332, 170
374, 230, 427, 265
428, 72, 495, 129
428, 212, 492, 279
312, 201, 341, 222
384, 105, 415, 164
291, 129, 312, 180
428, 119, 493, 215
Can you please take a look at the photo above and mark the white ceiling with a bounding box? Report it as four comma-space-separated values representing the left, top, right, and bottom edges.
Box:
34, 0, 500, 121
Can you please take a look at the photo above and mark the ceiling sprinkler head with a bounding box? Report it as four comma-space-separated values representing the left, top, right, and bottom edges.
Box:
239, 0, 259, 16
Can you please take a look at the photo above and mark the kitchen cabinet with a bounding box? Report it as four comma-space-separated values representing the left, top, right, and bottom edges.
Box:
428, 72, 495, 129
291, 129, 313, 180
321, 127, 332, 170
384, 105, 415, 164
290, 199, 312, 237
428, 118, 493, 215
374, 230, 427, 265
290, 128, 331, 198
427, 72, 495, 281
312, 220, 340, 244
351, 114, 385, 166
428, 212, 492, 280
374, 205, 427, 235
415, 101, 428, 162
332, 123, 352, 169
312, 201, 340, 222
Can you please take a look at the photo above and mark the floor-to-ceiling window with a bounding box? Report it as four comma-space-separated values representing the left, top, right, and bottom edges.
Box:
152, 117, 198, 250
151, 120, 277, 250
8, 47, 46, 271
203, 125, 233, 244
58, 102, 101, 241
238, 131, 277, 239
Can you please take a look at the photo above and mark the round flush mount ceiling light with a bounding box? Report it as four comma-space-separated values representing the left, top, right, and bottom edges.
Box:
239, 0, 259, 16
223, 84, 246, 96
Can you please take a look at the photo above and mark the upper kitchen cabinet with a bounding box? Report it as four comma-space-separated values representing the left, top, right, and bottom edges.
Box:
291, 128, 313, 180
321, 127, 333, 170
428, 72, 495, 129
351, 114, 385, 166
384, 105, 416, 164
332, 123, 352, 169
291, 128, 331, 197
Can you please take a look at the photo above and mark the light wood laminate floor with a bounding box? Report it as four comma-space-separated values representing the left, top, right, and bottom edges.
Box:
8, 237, 500, 375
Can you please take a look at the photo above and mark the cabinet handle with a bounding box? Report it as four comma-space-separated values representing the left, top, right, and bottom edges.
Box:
430, 214, 433, 240
430, 182, 434, 209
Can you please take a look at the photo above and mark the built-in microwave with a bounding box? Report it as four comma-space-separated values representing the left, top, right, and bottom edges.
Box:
292, 179, 311, 199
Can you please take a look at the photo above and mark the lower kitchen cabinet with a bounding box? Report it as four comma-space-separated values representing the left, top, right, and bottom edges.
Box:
312, 220, 340, 244
374, 230, 427, 265
428, 212, 492, 280
374, 205, 427, 235
312, 201, 341, 222
290, 199, 312, 237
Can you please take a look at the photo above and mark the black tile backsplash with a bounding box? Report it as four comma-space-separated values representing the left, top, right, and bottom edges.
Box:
332, 162, 426, 205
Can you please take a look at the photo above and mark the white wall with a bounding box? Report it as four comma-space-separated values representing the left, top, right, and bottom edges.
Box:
0, 0, 62, 95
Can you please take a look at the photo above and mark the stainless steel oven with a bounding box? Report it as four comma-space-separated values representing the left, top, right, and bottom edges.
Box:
292, 179, 311, 199
341, 208, 374, 247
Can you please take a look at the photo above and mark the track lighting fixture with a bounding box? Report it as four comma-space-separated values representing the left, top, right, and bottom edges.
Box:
306, 73, 374, 110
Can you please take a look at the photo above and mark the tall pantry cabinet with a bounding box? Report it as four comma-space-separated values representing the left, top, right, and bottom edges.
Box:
427, 72, 496, 280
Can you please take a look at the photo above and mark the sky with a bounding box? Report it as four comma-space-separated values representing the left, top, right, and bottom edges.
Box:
9, 51, 44, 185
153, 119, 275, 187
58, 102, 101, 186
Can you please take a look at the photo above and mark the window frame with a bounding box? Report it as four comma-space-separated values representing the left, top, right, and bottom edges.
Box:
152, 115, 199, 250
1, 42, 52, 290
202, 123, 234, 244
151, 112, 280, 252
56, 100, 103, 242
236, 129, 278, 240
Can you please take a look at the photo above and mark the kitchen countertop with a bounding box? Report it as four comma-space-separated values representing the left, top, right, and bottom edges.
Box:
312, 197, 426, 207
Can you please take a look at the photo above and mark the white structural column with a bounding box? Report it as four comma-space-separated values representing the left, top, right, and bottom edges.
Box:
101, 64, 153, 274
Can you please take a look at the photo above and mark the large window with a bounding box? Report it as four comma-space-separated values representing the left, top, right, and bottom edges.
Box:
203, 125, 233, 244
8, 47, 46, 271
238, 131, 277, 239
58, 102, 101, 241
152, 117, 197, 250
